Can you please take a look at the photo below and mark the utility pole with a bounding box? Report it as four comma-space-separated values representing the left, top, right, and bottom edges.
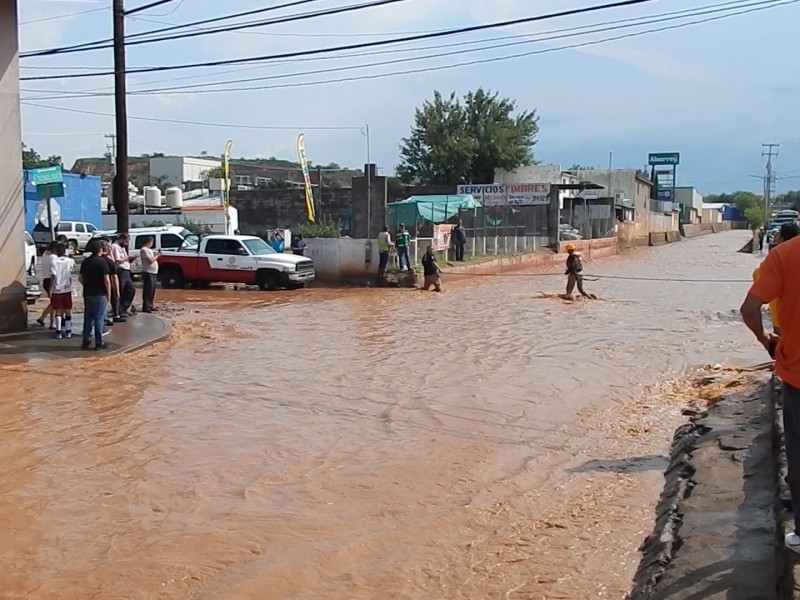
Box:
113, 0, 130, 233
762, 143, 780, 226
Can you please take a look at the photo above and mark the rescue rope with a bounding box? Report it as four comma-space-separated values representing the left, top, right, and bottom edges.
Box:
438, 271, 753, 283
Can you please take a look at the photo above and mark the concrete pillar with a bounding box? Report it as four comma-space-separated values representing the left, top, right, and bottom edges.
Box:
548, 186, 560, 251
351, 164, 386, 239
0, 0, 26, 333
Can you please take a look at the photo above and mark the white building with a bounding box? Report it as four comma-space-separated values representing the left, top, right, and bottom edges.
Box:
149, 156, 222, 187
674, 187, 704, 224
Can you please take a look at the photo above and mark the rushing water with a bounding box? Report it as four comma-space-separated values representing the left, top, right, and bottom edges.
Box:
0, 231, 765, 599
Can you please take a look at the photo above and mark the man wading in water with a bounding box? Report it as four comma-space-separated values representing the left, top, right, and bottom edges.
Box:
564, 243, 591, 300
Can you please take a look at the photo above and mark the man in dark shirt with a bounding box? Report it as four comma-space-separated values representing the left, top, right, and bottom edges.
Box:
79, 241, 111, 350
564, 243, 590, 299
421, 245, 442, 292
452, 220, 467, 262
291, 234, 308, 256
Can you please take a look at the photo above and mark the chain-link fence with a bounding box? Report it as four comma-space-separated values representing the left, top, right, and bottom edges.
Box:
387, 201, 553, 265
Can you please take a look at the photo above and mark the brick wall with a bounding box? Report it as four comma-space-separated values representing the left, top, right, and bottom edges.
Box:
230, 188, 353, 235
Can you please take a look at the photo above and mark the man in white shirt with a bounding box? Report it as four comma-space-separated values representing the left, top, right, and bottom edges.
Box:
111, 233, 137, 316
140, 236, 161, 313
49, 242, 76, 339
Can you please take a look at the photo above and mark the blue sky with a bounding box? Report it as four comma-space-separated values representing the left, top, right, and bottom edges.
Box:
17, 0, 800, 194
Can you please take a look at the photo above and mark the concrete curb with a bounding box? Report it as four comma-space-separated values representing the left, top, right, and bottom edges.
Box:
106, 314, 172, 356
628, 381, 779, 599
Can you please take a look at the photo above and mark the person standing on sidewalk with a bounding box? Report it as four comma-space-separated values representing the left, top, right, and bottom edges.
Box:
100, 240, 125, 324
741, 233, 800, 554
112, 234, 136, 316
79, 242, 111, 350
140, 236, 161, 313
377, 226, 393, 279
453, 220, 467, 262
396, 224, 411, 271
48, 243, 75, 339
36, 241, 58, 329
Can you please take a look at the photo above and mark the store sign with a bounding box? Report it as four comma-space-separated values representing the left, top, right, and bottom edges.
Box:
648, 152, 680, 166
457, 183, 551, 206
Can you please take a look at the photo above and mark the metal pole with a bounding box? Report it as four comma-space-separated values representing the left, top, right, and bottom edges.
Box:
365, 123, 371, 239
317, 165, 323, 218
113, 0, 130, 234
46, 193, 55, 242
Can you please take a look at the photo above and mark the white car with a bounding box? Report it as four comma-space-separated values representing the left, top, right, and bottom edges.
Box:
92, 225, 197, 276
32, 220, 98, 253
24, 231, 37, 275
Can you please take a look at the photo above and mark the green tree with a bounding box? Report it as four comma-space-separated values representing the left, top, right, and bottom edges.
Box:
397, 88, 538, 185
22, 143, 62, 170
776, 190, 800, 210
744, 206, 765, 230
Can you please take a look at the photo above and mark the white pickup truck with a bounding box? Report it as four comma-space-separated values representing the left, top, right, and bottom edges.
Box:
158, 234, 315, 291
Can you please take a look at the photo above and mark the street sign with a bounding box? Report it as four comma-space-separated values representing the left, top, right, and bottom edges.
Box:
36, 198, 61, 228
648, 152, 680, 166
30, 165, 63, 186
36, 182, 65, 198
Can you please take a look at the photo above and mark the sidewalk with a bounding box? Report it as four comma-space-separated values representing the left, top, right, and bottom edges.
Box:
0, 312, 171, 363
629, 375, 786, 599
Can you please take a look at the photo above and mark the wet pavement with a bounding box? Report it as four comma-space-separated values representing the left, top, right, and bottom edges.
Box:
0, 313, 171, 363
0, 231, 769, 599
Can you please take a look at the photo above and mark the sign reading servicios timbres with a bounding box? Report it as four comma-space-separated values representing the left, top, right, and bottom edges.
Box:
648, 152, 680, 166
457, 183, 551, 207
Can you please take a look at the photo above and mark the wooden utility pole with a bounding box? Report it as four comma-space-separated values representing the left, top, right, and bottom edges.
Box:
113, 0, 130, 233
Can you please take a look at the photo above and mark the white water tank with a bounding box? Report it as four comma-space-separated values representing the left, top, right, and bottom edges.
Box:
166, 187, 183, 208
144, 186, 162, 207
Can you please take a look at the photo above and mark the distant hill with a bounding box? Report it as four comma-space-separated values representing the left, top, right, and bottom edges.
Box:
70, 155, 362, 190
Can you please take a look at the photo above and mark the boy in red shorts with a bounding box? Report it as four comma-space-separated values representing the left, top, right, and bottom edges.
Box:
49, 243, 76, 339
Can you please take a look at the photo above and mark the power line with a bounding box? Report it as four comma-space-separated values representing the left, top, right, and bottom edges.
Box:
19, 0, 665, 79
19, 102, 365, 131
20, 0, 796, 98
21, 0, 409, 58
19, 6, 107, 25
19, 0, 772, 94
124, 0, 183, 17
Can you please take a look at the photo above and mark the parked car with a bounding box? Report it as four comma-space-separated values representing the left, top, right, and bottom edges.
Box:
158, 234, 315, 291
92, 225, 198, 276
24, 231, 37, 275
32, 221, 98, 253
26, 274, 42, 305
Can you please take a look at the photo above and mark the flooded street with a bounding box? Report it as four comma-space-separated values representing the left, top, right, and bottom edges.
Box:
0, 231, 765, 599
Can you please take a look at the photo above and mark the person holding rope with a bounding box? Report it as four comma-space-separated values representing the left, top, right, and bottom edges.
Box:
564, 243, 591, 299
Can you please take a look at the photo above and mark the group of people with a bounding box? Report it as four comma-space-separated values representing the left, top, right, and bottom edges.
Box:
741, 221, 800, 554
36, 234, 161, 350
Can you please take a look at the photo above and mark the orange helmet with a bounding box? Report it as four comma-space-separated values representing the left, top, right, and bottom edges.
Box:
565, 243, 576, 252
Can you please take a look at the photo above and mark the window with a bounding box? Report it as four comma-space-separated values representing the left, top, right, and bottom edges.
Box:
75, 224, 85, 233
242, 238, 275, 256
57, 222, 72, 232
133, 236, 154, 250
205, 239, 247, 255
87, 224, 97, 233
160, 234, 183, 249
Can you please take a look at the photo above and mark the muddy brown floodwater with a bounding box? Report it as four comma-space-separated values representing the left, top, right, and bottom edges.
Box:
0, 231, 766, 599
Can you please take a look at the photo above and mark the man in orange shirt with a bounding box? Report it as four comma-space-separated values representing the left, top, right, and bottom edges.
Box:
753, 223, 800, 335
742, 232, 800, 554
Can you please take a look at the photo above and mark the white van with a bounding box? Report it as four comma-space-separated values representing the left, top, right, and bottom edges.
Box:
92, 225, 198, 276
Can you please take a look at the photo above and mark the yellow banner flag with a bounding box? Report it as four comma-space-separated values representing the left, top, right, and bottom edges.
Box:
297, 133, 316, 223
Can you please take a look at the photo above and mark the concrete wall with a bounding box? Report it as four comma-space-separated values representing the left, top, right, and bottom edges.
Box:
24, 171, 102, 232
558, 237, 618, 260
0, 0, 26, 333
306, 238, 378, 282
702, 208, 723, 224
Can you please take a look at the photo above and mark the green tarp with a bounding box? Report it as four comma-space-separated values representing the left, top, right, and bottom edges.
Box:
387, 195, 481, 226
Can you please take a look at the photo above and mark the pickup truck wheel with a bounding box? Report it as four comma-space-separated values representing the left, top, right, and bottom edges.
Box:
160, 267, 185, 289
257, 270, 280, 291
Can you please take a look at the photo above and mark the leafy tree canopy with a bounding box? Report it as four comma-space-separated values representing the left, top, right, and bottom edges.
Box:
397, 88, 539, 185
22, 143, 62, 170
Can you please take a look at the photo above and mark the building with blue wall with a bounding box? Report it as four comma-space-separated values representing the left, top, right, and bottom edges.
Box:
23, 170, 102, 233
